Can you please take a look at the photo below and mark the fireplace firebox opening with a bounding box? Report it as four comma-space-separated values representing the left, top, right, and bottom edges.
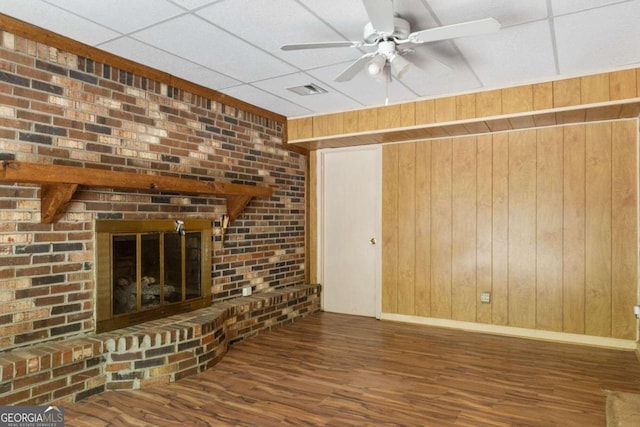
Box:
95, 219, 212, 333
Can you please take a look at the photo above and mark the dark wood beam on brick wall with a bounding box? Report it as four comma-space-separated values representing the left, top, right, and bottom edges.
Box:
0, 160, 272, 223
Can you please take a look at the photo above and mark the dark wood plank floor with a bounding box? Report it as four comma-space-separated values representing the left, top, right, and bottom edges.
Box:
65, 312, 640, 426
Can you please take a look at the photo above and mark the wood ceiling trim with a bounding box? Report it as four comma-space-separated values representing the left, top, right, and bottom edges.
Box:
288, 100, 640, 151
287, 67, 640, 150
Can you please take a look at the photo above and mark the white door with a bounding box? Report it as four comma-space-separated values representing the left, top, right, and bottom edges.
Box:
319, 146, 381, 318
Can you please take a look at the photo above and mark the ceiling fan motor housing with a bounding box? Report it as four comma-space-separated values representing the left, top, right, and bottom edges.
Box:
363, 17, 410, 43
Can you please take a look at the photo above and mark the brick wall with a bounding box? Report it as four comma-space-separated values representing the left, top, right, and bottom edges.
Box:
0, 29, 306, 353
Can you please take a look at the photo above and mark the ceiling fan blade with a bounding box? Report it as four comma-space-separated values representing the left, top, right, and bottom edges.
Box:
394, 45, 453, 79
362, 0, 395, 34
407, 52, 452, 78
406, 17, 501, 45
281, 41, 362, 51
422, 57, 452, 78
334, 53, 377, 82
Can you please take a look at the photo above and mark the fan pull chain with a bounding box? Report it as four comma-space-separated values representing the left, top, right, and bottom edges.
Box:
385, 69, 390, 105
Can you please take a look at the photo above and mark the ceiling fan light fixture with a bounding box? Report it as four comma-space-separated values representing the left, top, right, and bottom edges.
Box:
366, 55, 387, 76
375, 66, 391, 83
390, 54, 411, 79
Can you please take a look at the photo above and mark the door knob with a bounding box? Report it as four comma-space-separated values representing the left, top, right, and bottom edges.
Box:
370, 237, 377, 245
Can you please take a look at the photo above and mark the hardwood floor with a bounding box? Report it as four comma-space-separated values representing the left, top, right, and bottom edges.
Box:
65, 312, 640, 426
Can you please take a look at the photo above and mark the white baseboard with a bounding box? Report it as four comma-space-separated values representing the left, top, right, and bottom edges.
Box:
380, 313, 637, 350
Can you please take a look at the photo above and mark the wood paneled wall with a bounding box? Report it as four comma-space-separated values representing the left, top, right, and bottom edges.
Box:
382, 120, 638, 340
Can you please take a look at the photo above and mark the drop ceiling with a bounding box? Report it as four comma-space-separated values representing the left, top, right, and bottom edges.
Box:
1, 0, 639, 118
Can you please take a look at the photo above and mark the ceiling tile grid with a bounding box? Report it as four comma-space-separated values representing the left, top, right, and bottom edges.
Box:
0, 0, 638, 117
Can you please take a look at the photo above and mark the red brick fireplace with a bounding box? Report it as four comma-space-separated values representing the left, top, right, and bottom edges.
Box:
0, 16, 317, 405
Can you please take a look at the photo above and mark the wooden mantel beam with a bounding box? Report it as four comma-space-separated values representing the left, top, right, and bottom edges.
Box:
0, 161, 273, 223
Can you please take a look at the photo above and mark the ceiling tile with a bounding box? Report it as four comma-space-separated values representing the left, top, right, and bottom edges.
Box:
196, 0, 343, 52
551, 0, 633, 15
100, 37, 240, 89
455, 20, 557, 87
195, 0, 362, 70
554, 1, 640, 74
43, 0, 186, 34
253, 72, 363, 114
167, 0, 220, 10
220, 85, 312, 117
299, 0, 371, 42
427, 0, 549, 27
402, 44, 483, 97
131, 15, 297, 82
307, 62, 417, 107
0, 0, 119, 45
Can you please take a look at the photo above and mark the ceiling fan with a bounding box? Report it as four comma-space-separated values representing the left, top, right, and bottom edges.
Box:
281, 0, 501, 83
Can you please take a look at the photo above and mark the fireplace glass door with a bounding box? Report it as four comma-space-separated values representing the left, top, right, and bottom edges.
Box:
96, 220, 211, 332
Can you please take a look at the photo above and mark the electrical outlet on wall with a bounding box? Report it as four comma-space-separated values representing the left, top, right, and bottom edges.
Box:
242, 286, 252, 297
480, 292, 491, 304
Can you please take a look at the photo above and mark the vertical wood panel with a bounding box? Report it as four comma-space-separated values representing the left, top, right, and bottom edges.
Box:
415, 141, 431, 317
380, 121, 637, 340
536, 127, 564, 331
401, 103, 416, 127
456, 93, 476, 120
563, 125, 586, 334
313, 115, 329, 137
533, 82, 554, 110
610, 69, 637, 100
581, 73, 610, 104
611, 120, 637, 339
358, 108, 378, 132
343, 111, 359, 134
435, 97, 456, 123
287, 119, 299, 141
377, 105, 402, 130
415, 100, 435, 125
492, 133, 509, 325
476, 135, 493, 324
476, 90, 502, 117
554, 78, 581, 107
325, 113, 345, 136
431, 139, 453, 318
451, 136, 477, 321
502, 85, 533, 114
289, 117, 313, 140
585, 122, 612, 337
382, 144, 399, 313
397, 143, 416, 315
508, 129, 537, 328
308, 151, 318, 284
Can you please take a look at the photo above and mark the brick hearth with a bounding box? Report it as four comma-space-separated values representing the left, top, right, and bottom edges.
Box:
0, 284, 320, 405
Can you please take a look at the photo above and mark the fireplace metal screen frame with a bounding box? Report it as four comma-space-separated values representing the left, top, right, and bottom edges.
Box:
95, 219, 212, 333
